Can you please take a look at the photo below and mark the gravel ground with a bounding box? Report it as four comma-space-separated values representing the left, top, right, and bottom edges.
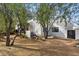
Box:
0, 36, 79, 56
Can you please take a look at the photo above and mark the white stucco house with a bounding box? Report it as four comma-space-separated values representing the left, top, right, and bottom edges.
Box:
27, 19, 79, 40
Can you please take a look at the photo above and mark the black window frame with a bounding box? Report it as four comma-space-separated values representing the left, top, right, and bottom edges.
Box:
52, 27, 59, 32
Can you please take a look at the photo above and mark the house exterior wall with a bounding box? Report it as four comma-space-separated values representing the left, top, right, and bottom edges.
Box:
27, 19, 43, 36
48, 23, 67, 38
47, 19, 74, 39
27, 19, 76, 39
75, 30, 79, 40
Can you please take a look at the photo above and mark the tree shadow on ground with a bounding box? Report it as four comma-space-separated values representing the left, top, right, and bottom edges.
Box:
13, 45, 41, 51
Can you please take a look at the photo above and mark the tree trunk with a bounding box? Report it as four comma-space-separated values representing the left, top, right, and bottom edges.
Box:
6, 14, 12, 46
6, 22, 12, 46
11, 34, 18, 46
6, 32, 10, 46
43, 27, 48, 39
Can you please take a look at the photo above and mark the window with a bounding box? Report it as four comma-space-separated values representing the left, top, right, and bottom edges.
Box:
52, 27, 59, 32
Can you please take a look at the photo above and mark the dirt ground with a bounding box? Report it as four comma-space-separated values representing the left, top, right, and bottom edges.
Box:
0, 36, 79, 56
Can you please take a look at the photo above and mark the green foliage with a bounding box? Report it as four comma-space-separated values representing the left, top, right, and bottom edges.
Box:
0, 3, 75, 33
37, 4, 53, 27
0, 14, 6, 33
0, 4, 29, 33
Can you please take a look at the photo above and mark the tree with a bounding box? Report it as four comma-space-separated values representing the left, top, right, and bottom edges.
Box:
56, 3, 73, 26
0, 4, 29, 46
37, 3, 74, 39
0, 4, 14, 46
10, 4, 29, 45
37, 4, 53, 39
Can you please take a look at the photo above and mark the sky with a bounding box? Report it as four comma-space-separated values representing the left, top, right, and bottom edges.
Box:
25, 3, 79, 26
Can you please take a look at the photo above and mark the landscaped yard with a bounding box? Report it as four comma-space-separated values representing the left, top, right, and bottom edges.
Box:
0, 36, 79, 56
